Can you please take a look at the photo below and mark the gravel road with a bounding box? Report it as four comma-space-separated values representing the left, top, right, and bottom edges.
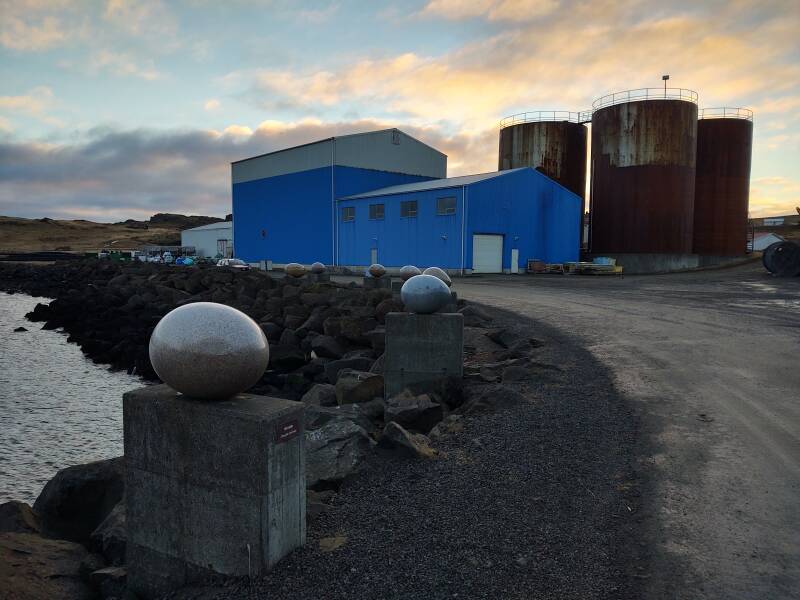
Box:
453, 262, 800, 599
176, 306, 647, 600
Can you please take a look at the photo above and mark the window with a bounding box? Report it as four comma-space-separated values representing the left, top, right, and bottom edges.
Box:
400, 200, 418, 218
342, 206, 355, 222
369, 204, 385, 220
437, 196, 457, 216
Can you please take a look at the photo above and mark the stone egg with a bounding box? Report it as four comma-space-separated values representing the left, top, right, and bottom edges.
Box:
368, 263, 386, 278
148, 302, 270, 400
285, 263, 306, 278
399, 265, 421, 281
400, 274, 452, 314
423, 266, 452, 287
311, 262, 326, 274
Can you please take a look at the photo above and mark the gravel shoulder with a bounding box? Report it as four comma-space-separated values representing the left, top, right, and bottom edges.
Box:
178, 305, 648, 600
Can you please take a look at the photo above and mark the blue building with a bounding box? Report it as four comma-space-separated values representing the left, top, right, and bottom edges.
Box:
232, 128, 581, 273
232, 129, 446, 265
337, 168, 581, 273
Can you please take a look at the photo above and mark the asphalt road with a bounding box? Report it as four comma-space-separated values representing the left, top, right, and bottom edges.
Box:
451, 262, 800, 600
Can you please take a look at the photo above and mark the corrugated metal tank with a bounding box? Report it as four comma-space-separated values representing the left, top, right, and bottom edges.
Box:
498, 113, 588, 199
692, 109, 753, 255
589, 90, 698, 253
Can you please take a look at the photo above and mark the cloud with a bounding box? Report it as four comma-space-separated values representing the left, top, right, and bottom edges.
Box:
103, 0, 177, 38
0, 0, 71, 50
87, 49, 162, 80
296, 3, 340, 23
420, 0, 560, 21
0, 119, 498, 221
0, 86, 62, 127
749, 175, 800, 217
204, 99, 221, 111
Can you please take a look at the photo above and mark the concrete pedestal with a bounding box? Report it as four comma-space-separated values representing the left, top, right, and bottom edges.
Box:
384, 313, 464, 399
363, 275, 392, 290
124, 385, 305, 598
391, 280, 403, 293
308, 273, 331, 283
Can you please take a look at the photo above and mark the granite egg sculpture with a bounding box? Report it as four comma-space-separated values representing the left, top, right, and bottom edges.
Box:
149, 302, 270, 400
423, 266, 452, 287
285, 263, 306, 278
311, 262, 326, 274
368, 263, 387, 278
399, 265, 421, 281
400, 274, 452, 314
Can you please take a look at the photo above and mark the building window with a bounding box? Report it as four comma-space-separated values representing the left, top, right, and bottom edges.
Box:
369, 204, 385, 220
437, 196, 457, 216
342, 206, 355, 222
400, 200, 418, 218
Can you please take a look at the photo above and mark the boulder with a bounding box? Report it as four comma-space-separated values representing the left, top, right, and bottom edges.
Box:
268, 344, 307, 371
429, 414, 465, 440
323, 315, 378, 345
0, 501, 41, 534
33, 457, 124, 543
0, 532, 95, 600
370, 353, 385, 374
90, 566, 127, 598
311, 335, 345, 359
307, 490, 336, 521
301, 383, 338, 407
384, 391, 444, 433
502, 365, 530, 382
379, 422, 437, 459
279, 328, 300, 348
305, 404, 375, 433
335, 369, 384, 405
324, 357, 374, 383
486, 327, 521, 349
90, 501, 126, 566
374, 298, 404, 324
305, 420, 375, 488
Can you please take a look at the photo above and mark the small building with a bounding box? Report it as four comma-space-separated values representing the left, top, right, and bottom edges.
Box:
232, 129, 446, 265
337, 168, 581, 273
752, 232, 784, 251
181, 222, 233, 258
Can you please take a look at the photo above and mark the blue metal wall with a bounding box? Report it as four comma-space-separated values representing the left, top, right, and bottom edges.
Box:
338, 186, 465, 268
337, 168, 581, 270
233, 166, 432, 264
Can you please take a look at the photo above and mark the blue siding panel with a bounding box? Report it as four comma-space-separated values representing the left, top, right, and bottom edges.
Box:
338, 186, 465, 268
232, 166, 433, 264
233, 166, 333, 264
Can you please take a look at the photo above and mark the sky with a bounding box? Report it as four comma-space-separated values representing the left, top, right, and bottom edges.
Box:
0, 0, 798, 221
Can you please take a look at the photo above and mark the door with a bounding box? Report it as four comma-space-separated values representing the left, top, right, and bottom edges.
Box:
370, 248, 378, 265
510, 248, 519, 274
217, 239, 228, 258
472, 234, 503, 273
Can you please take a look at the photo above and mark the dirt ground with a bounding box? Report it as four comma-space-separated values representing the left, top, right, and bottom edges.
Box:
453, 263, 800, 599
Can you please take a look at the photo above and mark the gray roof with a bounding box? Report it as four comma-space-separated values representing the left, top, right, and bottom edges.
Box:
182, 221, 232, 232
340, 168, 529, 200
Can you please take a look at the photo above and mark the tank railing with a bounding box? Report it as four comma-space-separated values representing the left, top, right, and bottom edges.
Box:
591, 88, 698, 110
499, 110, 592, 128
699, 107, 753, 121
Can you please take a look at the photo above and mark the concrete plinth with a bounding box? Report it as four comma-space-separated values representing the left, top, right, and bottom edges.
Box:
308, 273, 330, 283
364, 276, 392, 290
391, 280, 403, 293
384, 313, 464, 399
124, 385, 305, 598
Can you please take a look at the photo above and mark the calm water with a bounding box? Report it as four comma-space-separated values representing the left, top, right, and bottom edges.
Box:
0, 292, 143, 504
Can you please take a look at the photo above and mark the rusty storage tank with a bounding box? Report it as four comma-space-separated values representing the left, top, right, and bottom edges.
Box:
692, 108, 753, 255
589, 88, 699, 254
498, 112, 589, 198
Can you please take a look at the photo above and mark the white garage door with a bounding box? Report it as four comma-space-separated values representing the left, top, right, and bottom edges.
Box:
472, 234, 503, 273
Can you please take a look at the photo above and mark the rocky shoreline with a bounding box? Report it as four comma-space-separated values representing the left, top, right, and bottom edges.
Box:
0, 261, 647, 598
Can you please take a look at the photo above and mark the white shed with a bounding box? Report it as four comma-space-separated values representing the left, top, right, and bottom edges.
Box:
752, 232, 784, 251
181, 222, 233, 258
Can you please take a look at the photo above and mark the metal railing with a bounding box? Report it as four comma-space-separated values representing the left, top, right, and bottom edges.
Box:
500, 110, 592, 128
591, 87, 698, 110
699, 107, 753, 121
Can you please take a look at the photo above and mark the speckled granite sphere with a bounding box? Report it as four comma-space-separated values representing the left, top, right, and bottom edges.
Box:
368, 263, 386, 278
311, 262, 326, 274
400, 274, 452, 314
399, 265, 421, 281
149, 302, 270, 400
423, 266, 452, 287
285, 263, 306, 278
